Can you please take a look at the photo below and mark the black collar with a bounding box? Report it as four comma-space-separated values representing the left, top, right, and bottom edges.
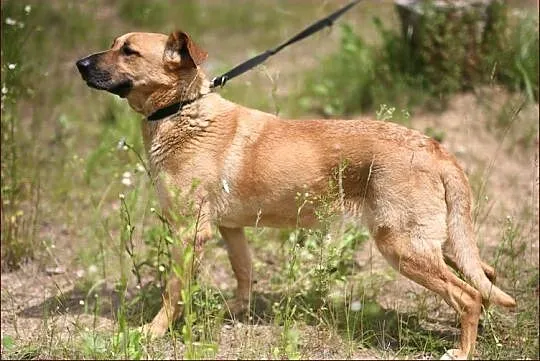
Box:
147, 97, 198, 121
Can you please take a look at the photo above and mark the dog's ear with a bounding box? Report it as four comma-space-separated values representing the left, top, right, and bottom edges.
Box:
164, 31, 208, 69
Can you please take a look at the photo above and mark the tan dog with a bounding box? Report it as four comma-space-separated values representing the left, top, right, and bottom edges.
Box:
76, 31, 516, 360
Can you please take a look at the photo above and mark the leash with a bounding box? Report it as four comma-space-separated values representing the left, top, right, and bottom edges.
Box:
210, 0, 363, 88
148, 0, 362, 121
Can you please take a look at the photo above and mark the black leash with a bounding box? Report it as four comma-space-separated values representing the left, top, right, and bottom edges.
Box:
148, 0, 363, 121
210, 0, 363, 88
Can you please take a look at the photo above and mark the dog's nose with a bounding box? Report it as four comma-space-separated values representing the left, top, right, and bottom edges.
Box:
76, 57, 92, 76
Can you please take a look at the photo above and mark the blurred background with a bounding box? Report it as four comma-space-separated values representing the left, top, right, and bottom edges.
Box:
1, 0, 538, 359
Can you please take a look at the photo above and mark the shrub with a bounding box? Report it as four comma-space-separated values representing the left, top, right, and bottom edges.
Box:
301, 1, 538, 117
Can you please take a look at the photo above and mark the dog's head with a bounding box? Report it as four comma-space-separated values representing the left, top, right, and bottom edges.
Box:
75, 31, 208, 114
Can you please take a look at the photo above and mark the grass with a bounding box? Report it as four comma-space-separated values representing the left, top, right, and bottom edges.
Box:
1, 0, 538, 359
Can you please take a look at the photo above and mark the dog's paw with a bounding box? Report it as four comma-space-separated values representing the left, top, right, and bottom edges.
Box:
225, 298, 249, 316
440, 349, 468, 360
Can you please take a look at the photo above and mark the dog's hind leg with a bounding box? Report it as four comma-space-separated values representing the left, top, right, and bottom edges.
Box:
444, 253, 497, 283
219, 226, 252, 315
480, 261, 496, 283
375, 226, 482, 360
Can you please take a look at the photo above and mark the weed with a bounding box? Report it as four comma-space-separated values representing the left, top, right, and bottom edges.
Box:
1, 1, 43, 270
477, 216, 539, 359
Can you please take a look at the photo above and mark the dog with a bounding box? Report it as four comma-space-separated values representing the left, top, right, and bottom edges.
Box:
76, 31, 516, 360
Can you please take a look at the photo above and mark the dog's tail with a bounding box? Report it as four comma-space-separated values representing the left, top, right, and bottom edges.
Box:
442, 162, 516, 308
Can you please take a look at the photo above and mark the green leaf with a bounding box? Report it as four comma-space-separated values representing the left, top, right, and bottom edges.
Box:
2, 335, 14, 350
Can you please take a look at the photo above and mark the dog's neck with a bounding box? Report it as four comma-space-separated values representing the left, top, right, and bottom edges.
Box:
127, 68, 212, 118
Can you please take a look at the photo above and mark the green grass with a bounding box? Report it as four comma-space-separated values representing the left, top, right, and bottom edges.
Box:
1, 0, 538, 359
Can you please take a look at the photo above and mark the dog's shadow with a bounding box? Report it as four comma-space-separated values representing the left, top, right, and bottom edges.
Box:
17, 282, 456, 353
16, 280, 166, 326
234, 290, 457, 354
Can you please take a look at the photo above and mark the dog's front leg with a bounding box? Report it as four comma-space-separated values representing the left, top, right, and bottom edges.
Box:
219, 226, 252, 315
143, 202, 213, 338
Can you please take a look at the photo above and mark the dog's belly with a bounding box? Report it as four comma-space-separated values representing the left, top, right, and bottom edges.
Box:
216, 196, 321, 229
214, 184, 375, 230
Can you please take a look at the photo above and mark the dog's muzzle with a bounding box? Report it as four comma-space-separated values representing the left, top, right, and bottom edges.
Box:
76, 55, 133, 98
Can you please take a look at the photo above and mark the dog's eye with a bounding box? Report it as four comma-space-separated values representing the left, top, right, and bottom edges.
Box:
121, 44, 140, 57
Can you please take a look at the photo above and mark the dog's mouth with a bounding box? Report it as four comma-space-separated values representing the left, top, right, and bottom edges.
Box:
76, 57, 133, 98
85, 78, 133, 98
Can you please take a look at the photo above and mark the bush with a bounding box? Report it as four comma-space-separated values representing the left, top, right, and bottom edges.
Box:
301, 1, 538, 117
482, 1, 539, 101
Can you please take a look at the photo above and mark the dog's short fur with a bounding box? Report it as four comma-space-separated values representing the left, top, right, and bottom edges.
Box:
76, 31, 516, 359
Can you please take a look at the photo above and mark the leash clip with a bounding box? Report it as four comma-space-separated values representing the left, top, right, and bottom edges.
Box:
211, 76, 228, 88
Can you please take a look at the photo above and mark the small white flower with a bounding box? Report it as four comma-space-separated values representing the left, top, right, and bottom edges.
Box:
50, 244, 56, 249
158, 265, 165, 272
150, 207, 156, 213
88, 264, 98, 274
8, 63, 16, 70
5, 18, 16, 26
136, 284, 141, 290
2, 86, 8, 95
117, 137, 126, 150
79, 300, 85, 306
121, 177, 132, 186
121, 172, 132, 186
119, 193, 125, 199
350, 300, 362, 312
136, 163, 145, 173
24, 5, 31, 14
